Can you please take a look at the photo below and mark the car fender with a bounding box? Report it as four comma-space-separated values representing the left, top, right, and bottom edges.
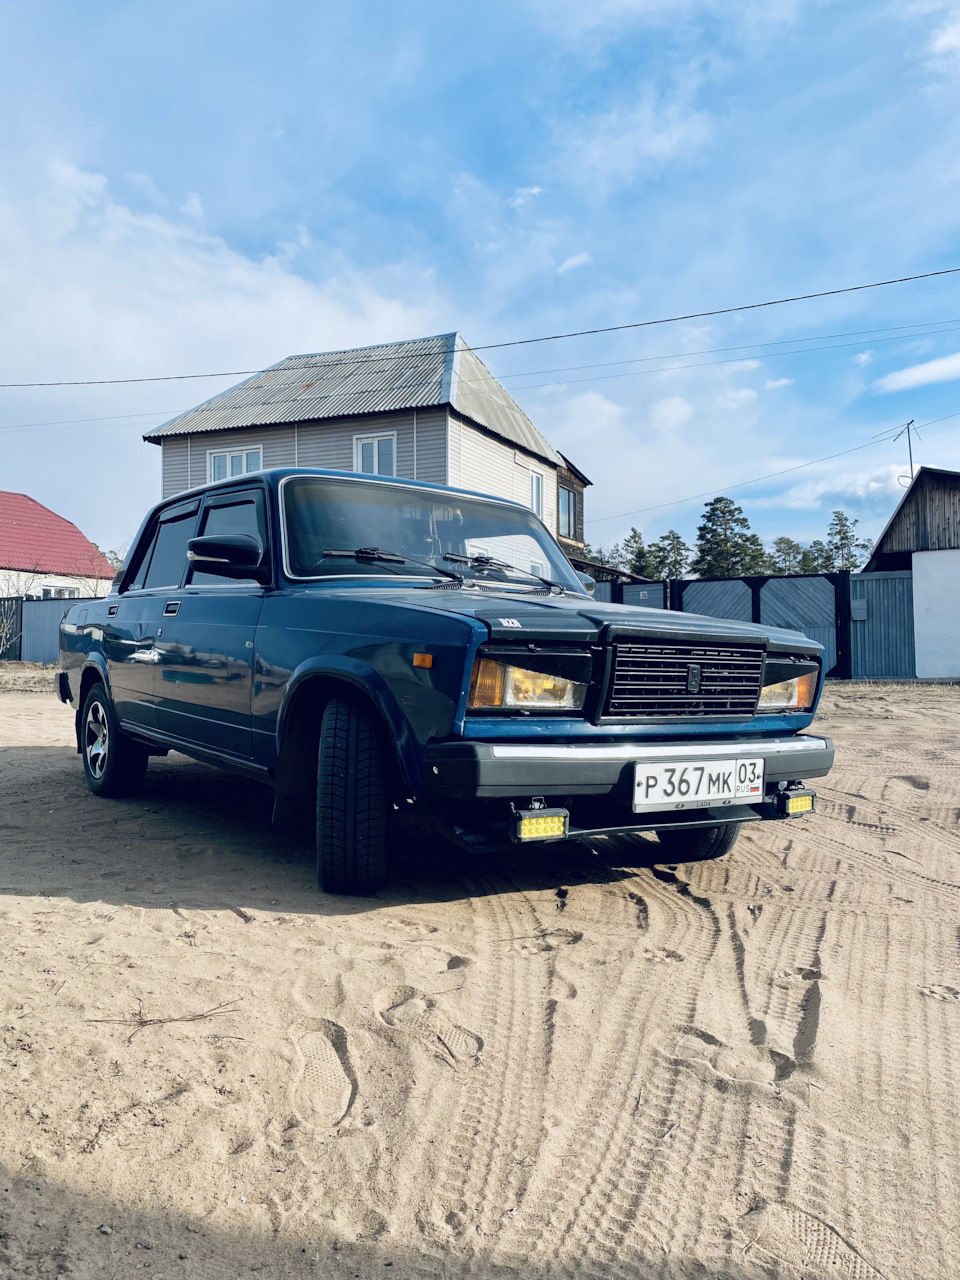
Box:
277, 654, 420, 790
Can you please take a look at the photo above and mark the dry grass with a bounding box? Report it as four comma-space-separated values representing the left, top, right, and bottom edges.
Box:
0, 661, 58, 693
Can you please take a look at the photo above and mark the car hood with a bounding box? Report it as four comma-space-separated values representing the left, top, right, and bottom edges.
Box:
309, 583, 822, 654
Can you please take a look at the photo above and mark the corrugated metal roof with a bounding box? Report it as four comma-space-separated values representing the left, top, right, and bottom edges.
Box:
145, 332, 562, 466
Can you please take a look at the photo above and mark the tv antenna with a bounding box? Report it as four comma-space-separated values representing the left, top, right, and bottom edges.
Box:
893, 419, 920, 485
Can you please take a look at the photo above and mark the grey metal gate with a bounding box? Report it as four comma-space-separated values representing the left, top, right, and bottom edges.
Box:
849, 571, 915, 678
672, 573, 846, 677
21, 598, 97, 665
760, 576, 838, 675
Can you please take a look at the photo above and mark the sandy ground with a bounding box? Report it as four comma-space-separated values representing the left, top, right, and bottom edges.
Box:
1, 684, 959, 1279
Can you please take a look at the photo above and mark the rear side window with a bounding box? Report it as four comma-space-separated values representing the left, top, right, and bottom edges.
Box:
188, 492, 267, 586
142, 512, 197, 589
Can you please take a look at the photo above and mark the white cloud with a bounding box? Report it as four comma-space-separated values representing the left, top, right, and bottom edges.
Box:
126, 172, 167, 206
765, 376, 794, 389
874, 350, 960, 391
507, 185, 543, 208
559, 91, 713, 192
180, 192, 204, 217
650, 395, 693, 431
0, 161, 439, 550
557, 251, 592, 274
931, 12, 960, 53
854, 350, 873, 366
718, 387, 758, 408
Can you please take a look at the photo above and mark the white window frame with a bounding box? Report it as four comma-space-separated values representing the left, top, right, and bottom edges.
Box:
353, 431, 397, 477
206, 445, 263, 484
529, 468, 544, 519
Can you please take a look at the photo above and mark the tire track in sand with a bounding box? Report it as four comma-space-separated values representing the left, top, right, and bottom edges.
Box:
496, 855, 724, 1275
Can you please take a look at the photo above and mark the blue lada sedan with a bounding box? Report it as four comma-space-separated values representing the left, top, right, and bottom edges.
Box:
58, 468, 833, 894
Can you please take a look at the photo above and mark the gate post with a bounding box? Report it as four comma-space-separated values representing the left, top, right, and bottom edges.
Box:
835, 570, 852, 679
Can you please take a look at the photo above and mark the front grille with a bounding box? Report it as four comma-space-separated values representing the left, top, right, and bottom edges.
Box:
604, 640, 764, 718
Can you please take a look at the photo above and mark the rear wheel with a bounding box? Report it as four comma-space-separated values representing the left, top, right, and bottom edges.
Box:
655, 821, 742, 863
80, 682, 148, 797
316, 696, 388, 895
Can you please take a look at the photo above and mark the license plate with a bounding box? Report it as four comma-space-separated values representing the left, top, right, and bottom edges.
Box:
633, 758, 765, 812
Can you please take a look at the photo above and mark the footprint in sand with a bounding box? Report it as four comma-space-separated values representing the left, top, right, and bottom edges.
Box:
373, 986, 482, 1068
740, 1202, 884, 1278
675, 1029, 779, 1087
292, 1028, 353, 1127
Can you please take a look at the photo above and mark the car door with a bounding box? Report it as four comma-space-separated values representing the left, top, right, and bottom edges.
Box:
103, 498, 200, 730
151, 487, 268, 758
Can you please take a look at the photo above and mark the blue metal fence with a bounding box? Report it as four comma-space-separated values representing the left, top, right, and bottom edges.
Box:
20, 598, 97, 665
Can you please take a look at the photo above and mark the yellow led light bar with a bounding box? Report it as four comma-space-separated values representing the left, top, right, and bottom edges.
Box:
785, 793, 814, 815
512, 807, 570, 843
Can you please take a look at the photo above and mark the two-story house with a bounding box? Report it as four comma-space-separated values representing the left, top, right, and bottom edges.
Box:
145, 332, 589, 557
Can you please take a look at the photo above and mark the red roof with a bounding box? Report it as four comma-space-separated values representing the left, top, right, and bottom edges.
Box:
0, 491, 115, 579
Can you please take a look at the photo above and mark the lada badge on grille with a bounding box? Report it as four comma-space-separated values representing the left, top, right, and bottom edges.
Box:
686, 663, 702, 694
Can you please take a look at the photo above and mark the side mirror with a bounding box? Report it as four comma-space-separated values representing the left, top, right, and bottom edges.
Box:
576, 571, 596, 596
187, 534, 269, 583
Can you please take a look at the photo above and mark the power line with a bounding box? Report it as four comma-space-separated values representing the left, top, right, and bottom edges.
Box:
584, 410, 960, 526
5, 315, 958, 437
2, 266, 958, 390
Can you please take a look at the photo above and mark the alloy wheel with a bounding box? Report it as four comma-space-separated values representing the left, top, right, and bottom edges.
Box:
85, 700, 109, 780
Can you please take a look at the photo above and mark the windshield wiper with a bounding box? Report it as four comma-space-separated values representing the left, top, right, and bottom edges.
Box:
443, 552, 567, 593
321, 547, 464, 582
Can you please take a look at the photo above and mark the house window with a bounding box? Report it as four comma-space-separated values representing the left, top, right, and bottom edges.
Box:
530, 470, 544, 518
208, 447, 262, 483
354, 434, 396, 477
559, 486, 579, 539
41, 587, 79, 600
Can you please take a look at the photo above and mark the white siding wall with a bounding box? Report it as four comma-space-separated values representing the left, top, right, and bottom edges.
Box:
913, 550, 960, 677
452, 415, 558, 534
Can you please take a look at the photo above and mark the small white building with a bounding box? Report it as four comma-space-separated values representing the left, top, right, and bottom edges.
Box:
0, 491, 115, 600
863, 466, 960, 678
144, 332, 590, 560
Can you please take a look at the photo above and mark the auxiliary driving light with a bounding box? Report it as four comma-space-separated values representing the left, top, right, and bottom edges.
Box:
512, 808, 570, 843
775, 789, 816, 817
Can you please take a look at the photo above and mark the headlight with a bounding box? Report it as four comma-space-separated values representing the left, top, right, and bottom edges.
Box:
468, 657, 588, 710
758, 671, 818, 712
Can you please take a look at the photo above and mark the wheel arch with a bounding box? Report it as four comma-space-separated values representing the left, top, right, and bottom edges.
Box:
75, 659, 111, 754
273, 663, 417, 829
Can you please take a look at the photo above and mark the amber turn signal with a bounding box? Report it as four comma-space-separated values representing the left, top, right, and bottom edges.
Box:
413, 653, 433, 668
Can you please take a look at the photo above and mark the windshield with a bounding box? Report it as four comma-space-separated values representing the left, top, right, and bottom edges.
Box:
281, 476, 584, 592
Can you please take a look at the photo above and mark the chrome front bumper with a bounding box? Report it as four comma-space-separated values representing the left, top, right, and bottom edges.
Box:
423, 734, 834, 799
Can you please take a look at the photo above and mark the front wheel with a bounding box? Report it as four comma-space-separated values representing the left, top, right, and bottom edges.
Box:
316, 697, 388, 895
80, 682, 148, 797
655, 821, 742, 863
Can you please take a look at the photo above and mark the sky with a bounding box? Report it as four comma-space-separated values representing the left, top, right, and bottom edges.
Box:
3, 0, 960, 558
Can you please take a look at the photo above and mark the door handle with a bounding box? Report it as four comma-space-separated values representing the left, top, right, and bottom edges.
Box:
163, 600, 180, 617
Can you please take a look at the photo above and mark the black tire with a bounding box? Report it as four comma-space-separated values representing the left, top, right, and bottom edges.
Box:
316, 696, 388, 895
655, 821, 742, 863
80, 682, 148, 797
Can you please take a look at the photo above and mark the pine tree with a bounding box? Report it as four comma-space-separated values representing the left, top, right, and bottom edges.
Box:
799, 540, 834, 573
622, 527, 651, 577
691, 496, 766, 579
826, 510, 873, 571
647, 530, 691, 579
769, 536, 804, 575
